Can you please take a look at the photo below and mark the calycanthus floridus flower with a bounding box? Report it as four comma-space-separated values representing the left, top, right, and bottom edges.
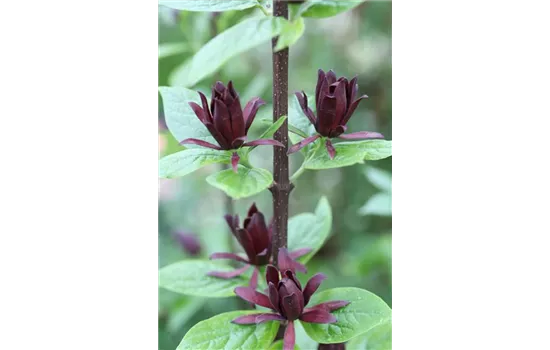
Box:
208, 204, 311, 289
232, 251, 350, 350
180, 81, 284, 172
288, 69, 385, 159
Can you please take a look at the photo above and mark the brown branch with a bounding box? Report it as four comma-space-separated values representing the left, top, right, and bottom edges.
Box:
271, 0, 291, 266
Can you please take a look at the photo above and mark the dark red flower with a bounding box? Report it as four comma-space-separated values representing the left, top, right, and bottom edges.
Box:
180, 81, 284, 172
232, 255, 349, 350
318, 343, 346, 350
288, 69, 385, 159
173, 230, 201, 256
208, 205, 311, 289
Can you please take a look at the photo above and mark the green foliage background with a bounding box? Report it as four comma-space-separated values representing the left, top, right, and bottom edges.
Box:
158, 2, 391, 349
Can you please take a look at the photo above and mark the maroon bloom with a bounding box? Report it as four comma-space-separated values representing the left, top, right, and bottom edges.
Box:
173, 230, 201, 256
232, 259, 350, 350
318, 343, 346, 350
180, 81, 285, 172
288, 69, 385, 159
208, 205, 311, 288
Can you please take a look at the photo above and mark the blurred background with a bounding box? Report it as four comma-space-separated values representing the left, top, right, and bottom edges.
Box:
158, 2, 391, 349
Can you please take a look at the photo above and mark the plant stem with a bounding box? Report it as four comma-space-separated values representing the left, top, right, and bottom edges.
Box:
289, 163, 306, 183
257, 4, 270, 16
270, 0, 292, 266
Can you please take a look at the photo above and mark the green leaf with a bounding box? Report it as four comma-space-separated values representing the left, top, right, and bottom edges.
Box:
288, 197, 332, 264
300, 287, 391, 344
159, 86, 217, 147
299, 0, 365, 18
358, 193, 391, 216
295, 320, 318, 350
206, 166, 273, 199
167, 297, 207, 332
360, 140, 392, 161
261, 117, 308, 139
158, 260, 248, 297
365, 167, 392, 193
177, 310, 280, 350
244, 116, 287, 156
170, 16, 284, 87
346, 320, 392, 350
158, 43, 188, 59
289, 124, 309, 139
159, 148, 232, 178
159, 0, 259, 12
269, 340, 301, 350
304, 140, 392, 170
275, 17, 305, 52
288, 94, 316, 145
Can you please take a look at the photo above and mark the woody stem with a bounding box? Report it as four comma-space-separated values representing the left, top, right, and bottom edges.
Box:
270, 0, 292, 266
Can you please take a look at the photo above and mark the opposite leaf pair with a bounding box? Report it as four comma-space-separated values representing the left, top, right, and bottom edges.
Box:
233, 263, 349, 350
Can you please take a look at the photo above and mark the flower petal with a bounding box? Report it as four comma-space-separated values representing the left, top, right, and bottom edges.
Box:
231, 136, 247, 149
198, 91, 213, 123
317, 76, 329, 113
277, 248, 294, 272
289, 248, 312, 259
302, 273, 327, 306
208, 264, 251, 279
213, 99, 234, 144
308, 300, 350, 312
243, 139, 285, 147
315, 69, 326, 106
317, 95, 337, 137
333, 82, 347, 128
268, 282, 280, 312
234, 286, 273, 309
227, 80, 239, 99
246, 211, 269, 255
249, 267, 259, 290
340, 94, 368, 126
228, 97, 245, 139
284, 269, 302, 290
231, 152, 239, 173
209, 252, 250, 264
338, 131, 384, 140
329, 125, 347, 138
266, 265, 280, 286
295, 91, 317, 125
299, 309, 337, 324
179, 138, 222, 150
248, 203, 258, 217
231, 313, 281, 325
281, 293, 303, 321
224, 214, 238, 235
287, 135, 320, 155
203, 122, 230, 150
326, 70, 337, 85
243, 97, 266, 133
188, 102, 207, 124
235, 228, 257, 263
231, 314, 258, 324
346, 76, 358, 106
256, 313, 286, 323
278, 248, 308, 274
325, 139, 336, 160
283, 321, 295, 350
